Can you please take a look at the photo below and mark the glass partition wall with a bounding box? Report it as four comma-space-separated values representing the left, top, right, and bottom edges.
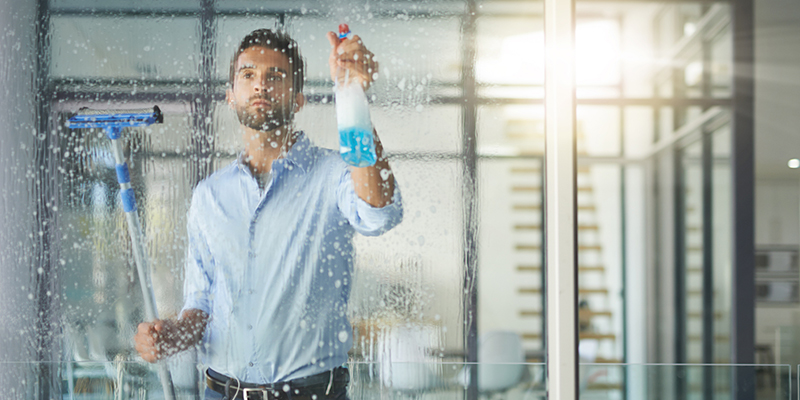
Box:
0, 0, 756, 399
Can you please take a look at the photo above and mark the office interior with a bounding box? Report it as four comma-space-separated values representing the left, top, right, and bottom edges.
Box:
0, 0, 799, 398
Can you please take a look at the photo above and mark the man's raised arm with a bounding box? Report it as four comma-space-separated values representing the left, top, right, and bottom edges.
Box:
327, 31, 395, 208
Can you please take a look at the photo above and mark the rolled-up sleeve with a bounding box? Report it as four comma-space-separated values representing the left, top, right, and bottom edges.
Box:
181, 191, 214, 316
336, 168, 403, 236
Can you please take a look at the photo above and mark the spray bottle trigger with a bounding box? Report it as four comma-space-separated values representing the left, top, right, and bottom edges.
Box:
338, 24, 350, 40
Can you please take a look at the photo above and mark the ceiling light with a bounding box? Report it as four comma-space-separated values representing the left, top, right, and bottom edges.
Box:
789, 159, 800, 169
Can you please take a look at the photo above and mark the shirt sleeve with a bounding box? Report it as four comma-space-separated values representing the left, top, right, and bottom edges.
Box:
181, 189, 214, 316
336, 167, 404, 237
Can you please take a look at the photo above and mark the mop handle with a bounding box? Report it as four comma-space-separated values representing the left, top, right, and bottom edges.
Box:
106, 126, 177, 400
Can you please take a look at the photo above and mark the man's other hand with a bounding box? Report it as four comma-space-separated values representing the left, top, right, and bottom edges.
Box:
327, 31, 379, 90
133, 310, 208, 363
134, 319, 170, 363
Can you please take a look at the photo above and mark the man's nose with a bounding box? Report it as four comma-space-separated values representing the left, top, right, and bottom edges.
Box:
253, 78, 273, 93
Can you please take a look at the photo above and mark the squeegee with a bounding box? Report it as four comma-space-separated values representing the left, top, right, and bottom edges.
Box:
67, 106, 176, 400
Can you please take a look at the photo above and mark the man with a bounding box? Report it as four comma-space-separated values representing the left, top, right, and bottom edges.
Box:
134, 28, 402, 400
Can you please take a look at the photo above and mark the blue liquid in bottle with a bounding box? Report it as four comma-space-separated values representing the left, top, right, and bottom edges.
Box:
335, 24, 377, 167
338, 126, 376, 167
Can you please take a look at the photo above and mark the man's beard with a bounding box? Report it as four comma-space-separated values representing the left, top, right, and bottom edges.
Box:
235, 97, 293, 132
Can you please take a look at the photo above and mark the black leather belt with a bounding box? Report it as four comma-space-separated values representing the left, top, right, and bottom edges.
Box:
205, 366, 349, 400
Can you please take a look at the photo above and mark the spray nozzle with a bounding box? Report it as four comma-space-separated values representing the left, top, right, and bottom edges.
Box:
338, 24, 350, 40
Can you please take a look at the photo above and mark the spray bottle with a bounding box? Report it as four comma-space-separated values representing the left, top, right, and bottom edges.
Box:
335, 23, 377, 167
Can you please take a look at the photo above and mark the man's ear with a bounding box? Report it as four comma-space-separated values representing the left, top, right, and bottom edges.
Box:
294, 92, 306, 112
225, 88, 235, 110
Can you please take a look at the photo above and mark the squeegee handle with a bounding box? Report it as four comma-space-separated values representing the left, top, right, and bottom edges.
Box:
106, 128, 177, 400
106, 128, 157, 321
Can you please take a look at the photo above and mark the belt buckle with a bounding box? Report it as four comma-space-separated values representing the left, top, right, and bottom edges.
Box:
243, 387, 272, 400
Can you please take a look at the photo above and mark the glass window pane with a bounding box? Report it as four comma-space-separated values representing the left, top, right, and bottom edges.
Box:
577, 163, 625, 364
712, 125, 731, 364
51, 17, 201, 80
350, 158, 465, 358
477, 105, 544, 156
476, 16, 544, 92
578, 106, 621, 157
479, 158, 544, 356
623, 106, 655, 158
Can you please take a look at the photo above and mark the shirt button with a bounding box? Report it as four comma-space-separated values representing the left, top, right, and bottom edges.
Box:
247, 324, 253, 330
248, 290, 253, 295
249, 362, 254, 367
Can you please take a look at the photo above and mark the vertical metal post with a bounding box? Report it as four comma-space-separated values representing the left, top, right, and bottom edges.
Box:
701, 130, 714, 400
646, 158, 663, 400
617, 15, 629, 400
33, 0, 59, 398
191, 0, 217, 185
700, 9, 715, 398
673, 146, 687, 400
672, 5, 687, 399
544, 0, 578, 397
460, 1, 479, 399
540, 158, 547, 362
731, 0, 755, 396
650, 12, 664, 383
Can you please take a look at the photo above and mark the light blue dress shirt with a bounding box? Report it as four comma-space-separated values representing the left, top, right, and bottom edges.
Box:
181, 132, 402, 384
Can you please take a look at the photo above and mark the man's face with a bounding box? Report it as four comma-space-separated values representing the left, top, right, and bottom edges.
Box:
227, 46, 302, 132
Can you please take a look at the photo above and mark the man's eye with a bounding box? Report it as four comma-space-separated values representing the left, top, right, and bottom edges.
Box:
242, 72, 254, 79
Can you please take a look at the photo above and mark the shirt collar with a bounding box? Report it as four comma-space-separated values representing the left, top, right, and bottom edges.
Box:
235, 131, 314, 176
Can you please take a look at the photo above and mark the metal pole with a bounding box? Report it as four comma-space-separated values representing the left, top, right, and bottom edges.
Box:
672, 5, 688, 399
108, 130, 177, 400
544, 0, 578, 397
673, 146, 687, 400
34, 0, 60, 397
731, 0, 756, 396
191, 0, 217, 185
460, 1, 479, 399
700, 8, 715, 397
618, 14, 629, 400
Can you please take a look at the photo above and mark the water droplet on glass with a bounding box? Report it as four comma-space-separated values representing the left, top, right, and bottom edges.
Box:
338, 330, 348, 343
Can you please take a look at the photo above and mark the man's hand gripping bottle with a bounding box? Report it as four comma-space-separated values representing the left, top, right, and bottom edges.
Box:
335, 24, 377, 167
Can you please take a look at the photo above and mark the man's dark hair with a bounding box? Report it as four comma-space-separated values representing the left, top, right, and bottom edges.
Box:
229, 29, 305, 94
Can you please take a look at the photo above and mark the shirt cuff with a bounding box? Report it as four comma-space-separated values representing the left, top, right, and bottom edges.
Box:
349, 181, 404, 236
